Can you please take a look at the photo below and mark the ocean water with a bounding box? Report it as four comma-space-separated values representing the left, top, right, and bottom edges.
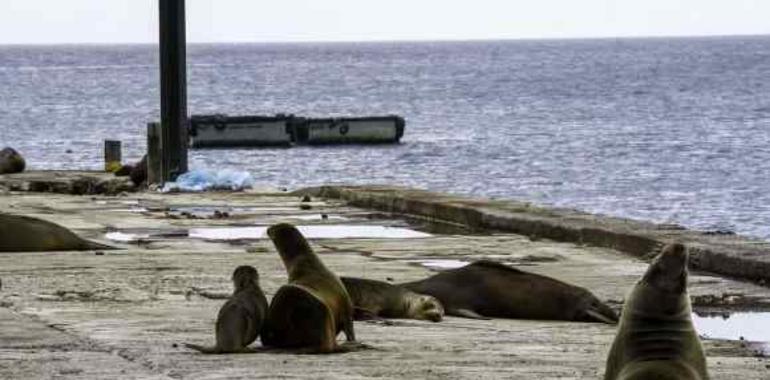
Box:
1, 37, 769, 239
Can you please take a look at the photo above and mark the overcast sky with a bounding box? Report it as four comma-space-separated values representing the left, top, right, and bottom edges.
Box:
0, 0, 768, 44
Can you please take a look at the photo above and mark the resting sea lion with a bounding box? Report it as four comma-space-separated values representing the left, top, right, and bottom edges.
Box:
341, 277, 444, 322
0, 213, 113, 252
0, 147, 25, 174
129, 155, 147, 186
185, 265, 268, 354
261, 223, 355, 353
604, 243, 709, 380
401, 260, 618, 323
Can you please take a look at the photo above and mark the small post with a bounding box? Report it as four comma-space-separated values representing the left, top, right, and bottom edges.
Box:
103, 140, 122, 172
146, 122, 162, 185
159, 0, 188, 183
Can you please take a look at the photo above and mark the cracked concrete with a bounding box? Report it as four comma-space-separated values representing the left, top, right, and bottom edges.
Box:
0, 186, 768, 379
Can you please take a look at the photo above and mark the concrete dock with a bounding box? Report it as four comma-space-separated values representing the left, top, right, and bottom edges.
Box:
1, 172, 769, 379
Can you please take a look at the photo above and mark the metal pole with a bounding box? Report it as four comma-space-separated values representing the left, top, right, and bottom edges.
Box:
146, 122, 162, 185
103, 140, 122, 172
158, 0, 188, 183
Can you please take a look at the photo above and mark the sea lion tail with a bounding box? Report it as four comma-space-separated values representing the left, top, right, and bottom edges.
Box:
183, 343, 221, 354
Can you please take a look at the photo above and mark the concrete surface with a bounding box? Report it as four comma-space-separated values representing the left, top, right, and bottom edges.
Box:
0, 185, 768, 379
298, 185, 770, 285
0, 171, 135, 195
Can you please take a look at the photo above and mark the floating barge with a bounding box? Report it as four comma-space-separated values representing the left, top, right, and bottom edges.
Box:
187, 114, 405, 148
188, 114, 294, 148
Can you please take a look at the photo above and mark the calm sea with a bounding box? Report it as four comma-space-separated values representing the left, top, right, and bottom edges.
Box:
1, 37, 769, 239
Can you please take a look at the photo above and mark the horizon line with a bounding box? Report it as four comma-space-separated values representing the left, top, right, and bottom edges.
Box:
0, 32, 768, 47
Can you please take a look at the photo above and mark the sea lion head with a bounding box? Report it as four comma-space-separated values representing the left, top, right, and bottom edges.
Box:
643, 243, 688, 293
0, 147, 25, 174
627, 242, 690, 316
232, 265, 260, 290
405, 294, 445, 322
267, 223, 313, 262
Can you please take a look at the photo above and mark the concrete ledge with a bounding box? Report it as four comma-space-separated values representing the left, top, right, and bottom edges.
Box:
0, 171, 135, 195
297, 185, 770, 285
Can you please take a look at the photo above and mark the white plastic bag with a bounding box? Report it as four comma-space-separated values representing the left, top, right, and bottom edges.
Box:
161, 169, 254, 192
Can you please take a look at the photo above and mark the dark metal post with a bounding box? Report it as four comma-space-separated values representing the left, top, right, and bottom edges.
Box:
146, 122, 162, 185
159, 0, 188, 183
103, 140, 122, 172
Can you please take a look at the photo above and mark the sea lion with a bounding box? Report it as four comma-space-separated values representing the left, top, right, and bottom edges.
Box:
114, 164, 133, 177
129, 155, 147, 186
341, 277, 444, 322
401, 260, 618, 323
604, 243, 709, 380
0, 213, 113, 252
185, 265, 268, 354
0, 147, 25, 174
261, 223, 355, 353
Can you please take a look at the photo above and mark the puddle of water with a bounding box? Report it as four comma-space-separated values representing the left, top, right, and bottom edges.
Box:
692, 312, 770, 344
366, 212, 486, 236
104, 230, 188, 242
188, 225, 431, 240
105, 232, 150, 242
418, 259, 470, 270
106, 208, 149, 213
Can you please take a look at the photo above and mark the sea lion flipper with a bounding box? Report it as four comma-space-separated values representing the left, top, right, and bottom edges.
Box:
343, 314, 356, 342
450, 308, 490, 320
582, 308, 618, 325
183, 343, 220, 354
83, 240, 117, 250
353, 307, 380, 321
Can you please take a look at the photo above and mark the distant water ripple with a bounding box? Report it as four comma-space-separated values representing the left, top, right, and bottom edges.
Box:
1, 37, 769, 239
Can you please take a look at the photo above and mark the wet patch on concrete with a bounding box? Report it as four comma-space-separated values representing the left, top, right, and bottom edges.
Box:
366, 212, 490, 236
694, 312, 770, 342
189, 225, 431, 240
694, 312, 770, 357
417, 259, 470, 270
104, 225, 431, 244
104, 230, 189, 243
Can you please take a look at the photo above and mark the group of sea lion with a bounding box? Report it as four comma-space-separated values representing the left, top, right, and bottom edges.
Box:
0, 213, 708, 377
188, 223, 709, 378
186, 223, 357, 354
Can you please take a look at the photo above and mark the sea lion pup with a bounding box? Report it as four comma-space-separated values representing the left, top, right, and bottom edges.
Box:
340, 277, 444, 322
401, 260, 618, 323
0, 147, 25, 174
185, 265, 268, 354
0, 213, 113, 252
261, 223, 355, 353
604, 243, 709, 380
